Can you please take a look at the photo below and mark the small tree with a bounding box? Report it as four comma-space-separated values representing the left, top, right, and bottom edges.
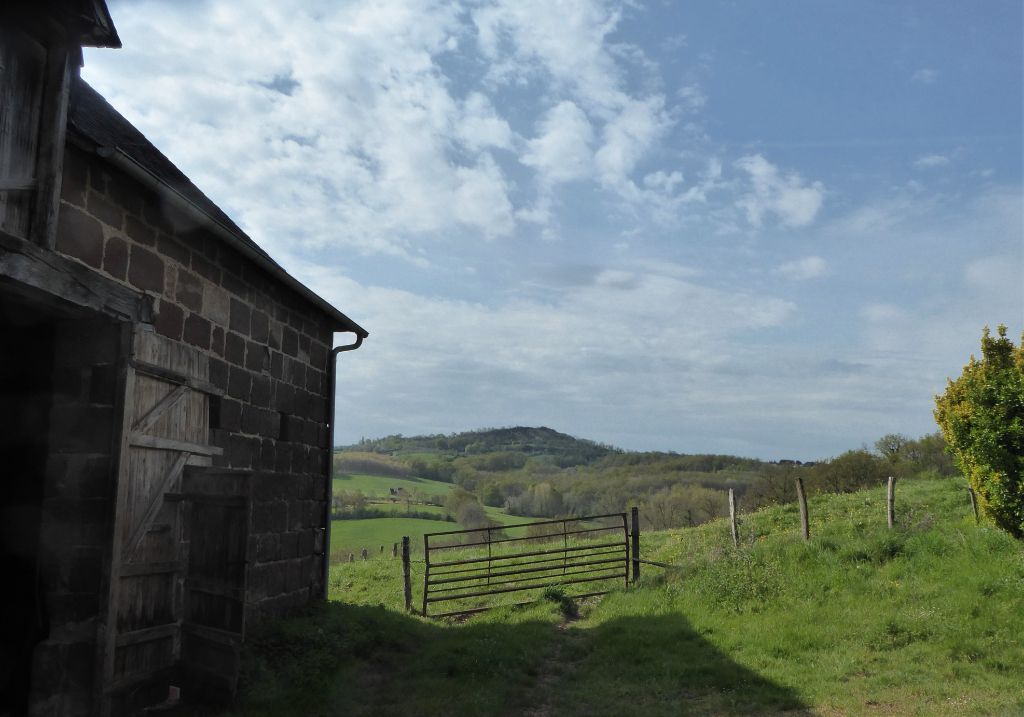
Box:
935, 325, 1024, 538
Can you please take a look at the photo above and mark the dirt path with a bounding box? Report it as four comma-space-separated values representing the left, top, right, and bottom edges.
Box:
521, 619, 584, 717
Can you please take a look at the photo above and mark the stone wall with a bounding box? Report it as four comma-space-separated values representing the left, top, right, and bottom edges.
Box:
55, 142, 337, 621
29, 318, 121, 717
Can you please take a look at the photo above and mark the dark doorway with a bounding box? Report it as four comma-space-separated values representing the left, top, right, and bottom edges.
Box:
0, 293, 56, 715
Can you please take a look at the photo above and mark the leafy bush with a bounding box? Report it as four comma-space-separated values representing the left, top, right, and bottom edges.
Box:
935, 325, 1024, 538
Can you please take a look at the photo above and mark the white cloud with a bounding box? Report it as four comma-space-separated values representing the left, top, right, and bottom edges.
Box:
734, 154, 825, 228
913, 153, 951, 169
522, 101, 595, 184
457, 92, 514, 151
911, 68, 939, 84
776, 256, 829, 281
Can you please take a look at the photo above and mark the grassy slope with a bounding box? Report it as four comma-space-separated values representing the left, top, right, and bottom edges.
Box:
233, 477, 1024, 716
332, 473, 456, 498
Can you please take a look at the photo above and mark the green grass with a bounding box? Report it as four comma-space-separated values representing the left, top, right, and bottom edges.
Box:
331, 518, 451, 560
332, 472, 457, 500
230, 477, 1024, 716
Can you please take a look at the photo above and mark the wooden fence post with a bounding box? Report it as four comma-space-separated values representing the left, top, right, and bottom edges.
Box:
728, 488, 739, 548
361, 547, 368, 561
631, 506, 640, 583
886, 476, 896, 529
401, 536, 412, 613
392, 542, 398, 558
795, 478, 809, 541
967, 488, 980, 524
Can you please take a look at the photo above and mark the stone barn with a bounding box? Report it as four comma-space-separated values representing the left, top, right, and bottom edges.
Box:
0, 2, 368, 715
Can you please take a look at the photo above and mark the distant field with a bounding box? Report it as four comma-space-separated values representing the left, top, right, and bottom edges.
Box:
332, 473, 456, 500
330, 517, 449, 560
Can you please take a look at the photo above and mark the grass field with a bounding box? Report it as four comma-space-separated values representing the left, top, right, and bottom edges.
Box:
234, 477, 1024, 716
332, 472, 456, 499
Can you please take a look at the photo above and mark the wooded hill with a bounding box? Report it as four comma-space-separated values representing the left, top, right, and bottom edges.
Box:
337, 427, 957, 532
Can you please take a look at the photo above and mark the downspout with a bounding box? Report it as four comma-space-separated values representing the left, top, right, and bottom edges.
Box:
322, 333, 364, 598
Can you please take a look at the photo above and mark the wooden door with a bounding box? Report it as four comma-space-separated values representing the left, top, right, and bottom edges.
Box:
179, 467, 252, 704
100, 327, 223, 715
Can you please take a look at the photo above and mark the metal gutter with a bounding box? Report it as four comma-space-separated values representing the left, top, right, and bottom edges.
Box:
322, 333, 365, 598
94, 145, 368, 338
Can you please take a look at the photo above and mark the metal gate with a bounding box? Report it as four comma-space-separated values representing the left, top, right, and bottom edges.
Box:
419, 514, 629, 618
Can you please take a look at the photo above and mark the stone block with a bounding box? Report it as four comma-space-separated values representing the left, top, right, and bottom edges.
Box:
183, 244, 215, 280
221, 269, 248, 299
124, 215, 156, 245
205, 283, 231, 326
268, 321, 282, 351
211, 326, 225, 357
220, 398, 242, 432
105, 167, 143, 217
251, 375, 271, 409
227, 366, 251, 401
285, 559, 303, 592
208, 358, 228, 391
158, 233, 191, 267
282, 327, 298, 357
279, 530, 299, 559
245, 341, 266, 373
254, 501, 288, 534
175, 268, 204, 311
298, 529, 315, 556
154, 300, 183, 341
274, 442, 292, 474
55, 204, 103, 268
182, 313, 211, 349
61, 146, 88, 206
229, 298, 250, 336
102, 235, 128, 280
262, 436, 278, 471
273, 381, 294, 413
226, 434, 252, 469
241, 405, 261, 435
305, 367, 321, 394
270, 350, 283, 379
310, 341, 327, 371
256, 533, 279, 563
86, 190, 124, 230
127, 244, 165, 293
225, 331, 246, 366
251, 310, 270, 343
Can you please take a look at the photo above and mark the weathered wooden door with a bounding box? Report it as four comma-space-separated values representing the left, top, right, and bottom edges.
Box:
101, 327, 223, 715
179, 466, 252, 704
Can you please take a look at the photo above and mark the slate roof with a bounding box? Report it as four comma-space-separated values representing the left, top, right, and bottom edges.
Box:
67, 77, 368, 337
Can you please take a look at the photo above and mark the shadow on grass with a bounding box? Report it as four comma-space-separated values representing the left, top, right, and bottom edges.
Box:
204, 601, 808, 717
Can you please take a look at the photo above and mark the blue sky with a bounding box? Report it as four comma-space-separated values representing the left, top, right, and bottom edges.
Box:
85, 0, 1022, 460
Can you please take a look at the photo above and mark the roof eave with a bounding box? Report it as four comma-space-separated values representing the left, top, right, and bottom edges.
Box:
69, 129, 368, 338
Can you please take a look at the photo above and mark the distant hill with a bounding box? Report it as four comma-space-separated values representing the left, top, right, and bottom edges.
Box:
342, 426, 619, 466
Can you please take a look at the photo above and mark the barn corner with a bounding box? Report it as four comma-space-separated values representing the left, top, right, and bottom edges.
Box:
0, 3, 367, 714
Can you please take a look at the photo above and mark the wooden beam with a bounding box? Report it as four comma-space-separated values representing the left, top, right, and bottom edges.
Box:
0, 230, 153, 322
0, 178, 35, 191
119, 561, 183, 578
129, 434, 223, 457
131, 384, 188, 434
131, 359, 224, 396
31, 44, 72, 249
114, 622, 179, 648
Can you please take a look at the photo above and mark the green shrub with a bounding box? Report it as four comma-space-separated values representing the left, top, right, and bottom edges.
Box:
935, 325, 1024, 538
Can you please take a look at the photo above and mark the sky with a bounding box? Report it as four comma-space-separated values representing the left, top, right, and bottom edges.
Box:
83, 0, 1023, 460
